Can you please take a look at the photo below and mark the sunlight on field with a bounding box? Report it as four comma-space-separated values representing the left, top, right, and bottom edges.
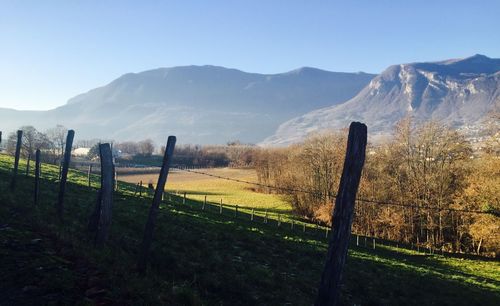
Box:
118, 168, 292, 212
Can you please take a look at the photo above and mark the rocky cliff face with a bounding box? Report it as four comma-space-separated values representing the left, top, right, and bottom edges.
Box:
262, 55, 500, 146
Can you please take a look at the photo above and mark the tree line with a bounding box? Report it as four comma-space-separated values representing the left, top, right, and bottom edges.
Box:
254, 118, 499, 257
4, 125, 69, 164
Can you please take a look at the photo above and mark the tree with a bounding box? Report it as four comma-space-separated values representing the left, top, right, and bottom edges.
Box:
46, 125, 68, 163
87, 143, 100, 161
116, 141, 140, 155
6, 126, 51, 158
138, 139, 155, 156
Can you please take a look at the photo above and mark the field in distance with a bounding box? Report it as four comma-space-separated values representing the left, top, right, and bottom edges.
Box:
118, 167, 291, 212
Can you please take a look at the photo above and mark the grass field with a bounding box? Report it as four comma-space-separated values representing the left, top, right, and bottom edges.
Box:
118, 168, 291, 212
1, 154, 499, 305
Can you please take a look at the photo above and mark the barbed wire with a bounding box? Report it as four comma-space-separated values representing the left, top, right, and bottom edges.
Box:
172, 166, 498, 216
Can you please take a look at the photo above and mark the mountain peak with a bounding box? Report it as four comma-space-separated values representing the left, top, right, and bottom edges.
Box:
264, 55, 500, 146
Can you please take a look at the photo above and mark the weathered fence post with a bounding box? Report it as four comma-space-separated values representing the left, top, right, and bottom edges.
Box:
139, 180, 143, 197
138, 136, 176, 274
373, 238, 376, 250
264, 209, 268, 224
34, 149, 41, 206
315, 122, 367, 306
278, 214, 281, 227
10, 130, 23, 190
219, 199, 223, 214
88, 164, 92, 187
291, 220, 294, 230
56, 129, 75, 221
25, 153, 31, 176
88, 144, 114, 247
303, 223, 306, 233
356, 235, 359, 246
183, 192, 186, 205
251, 208, 254, 221
203, 195, 207, 210
235, 205, 238, 217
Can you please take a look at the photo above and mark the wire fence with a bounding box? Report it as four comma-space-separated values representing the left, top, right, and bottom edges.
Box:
156, 189, 459, 257
171, 166, 497, 216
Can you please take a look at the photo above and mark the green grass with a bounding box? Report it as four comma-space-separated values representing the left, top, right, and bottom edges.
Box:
1, 154, 499, 305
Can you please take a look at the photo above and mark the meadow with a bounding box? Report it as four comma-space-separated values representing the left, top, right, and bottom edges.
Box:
118, 167, 290, 211
1, 154, 499, 305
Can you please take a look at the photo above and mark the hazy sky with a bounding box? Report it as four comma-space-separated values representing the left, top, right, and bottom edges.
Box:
1, 0, 499, 110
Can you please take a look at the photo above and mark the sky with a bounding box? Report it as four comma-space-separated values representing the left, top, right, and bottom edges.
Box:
1, 0, 499, 111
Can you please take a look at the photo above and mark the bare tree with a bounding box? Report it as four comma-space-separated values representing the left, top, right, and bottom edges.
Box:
138, 139, 155, 156
6, 126, 51, 158
46, 125, 68, 163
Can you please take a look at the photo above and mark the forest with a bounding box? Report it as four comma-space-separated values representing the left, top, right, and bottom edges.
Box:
254, 118, 500, 257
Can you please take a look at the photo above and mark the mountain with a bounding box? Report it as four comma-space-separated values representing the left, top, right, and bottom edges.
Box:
0, 66, 374, 145
262, 54, 500, 146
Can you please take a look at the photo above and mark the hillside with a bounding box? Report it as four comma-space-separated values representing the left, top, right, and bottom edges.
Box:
263, 54, 500, 145
0, 66, 374, 145
0, 154, 499, 305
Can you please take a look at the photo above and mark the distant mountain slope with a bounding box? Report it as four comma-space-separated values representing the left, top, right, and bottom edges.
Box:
0, 66, 375, 144
262, 55, 500, 146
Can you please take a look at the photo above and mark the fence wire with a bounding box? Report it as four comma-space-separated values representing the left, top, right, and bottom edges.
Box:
172, 167, 497, 216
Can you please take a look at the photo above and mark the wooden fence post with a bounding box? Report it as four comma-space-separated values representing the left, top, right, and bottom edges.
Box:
219, 199, 223, 214
34, 149, 41, 206
56, 130, 75, 221
10, 130, 22, 190
138, 136, 176, 274
251, 208, 254, 221
25, 153, 31, 176
139, 180, 143, 197
203, 195, 207, 210
183, 192, 186, 205
91, 144, 114, 247
235, 205, 238, 217
137, 136, 176, 274
373, 238, 376, 250
264, 209, 268, 224
315, 122, 367, 306
88, 164, 92, 187
291, 220, 294, 230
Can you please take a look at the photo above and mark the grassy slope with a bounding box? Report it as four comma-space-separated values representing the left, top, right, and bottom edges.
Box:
0, 154, 499, 305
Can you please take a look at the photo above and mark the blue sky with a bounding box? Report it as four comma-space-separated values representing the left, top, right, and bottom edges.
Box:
1, 0, 499, 110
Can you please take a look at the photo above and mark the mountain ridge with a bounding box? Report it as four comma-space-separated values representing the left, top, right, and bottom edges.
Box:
262, 54, 500, 146
0, 65, 375, 144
